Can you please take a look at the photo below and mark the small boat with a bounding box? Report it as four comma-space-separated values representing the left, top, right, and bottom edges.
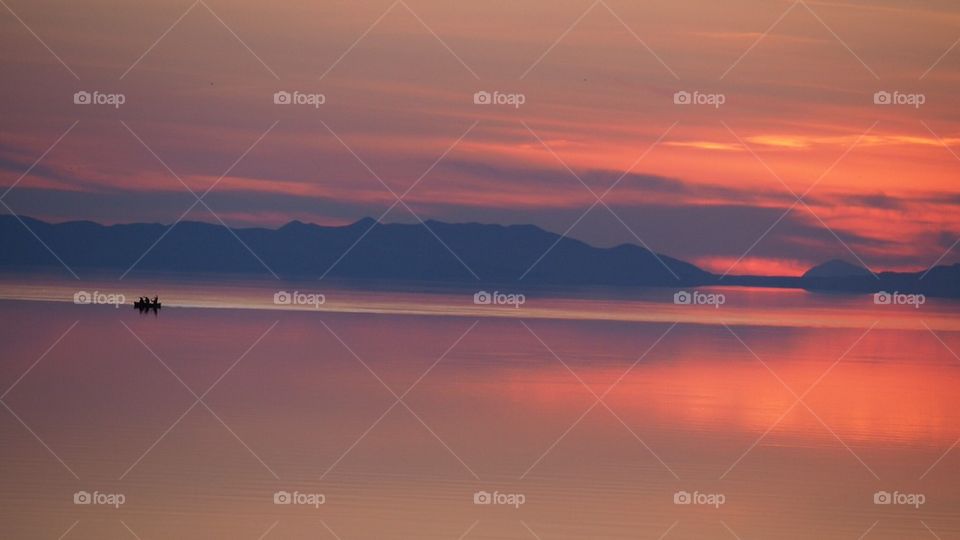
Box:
133, 300, 161, 310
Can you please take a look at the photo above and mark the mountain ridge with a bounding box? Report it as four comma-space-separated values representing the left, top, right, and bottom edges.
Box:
1, 215, 957, 297
803, 259, 874, 279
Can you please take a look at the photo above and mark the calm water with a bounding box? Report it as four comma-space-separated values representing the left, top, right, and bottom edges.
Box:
0, 275, 958, 539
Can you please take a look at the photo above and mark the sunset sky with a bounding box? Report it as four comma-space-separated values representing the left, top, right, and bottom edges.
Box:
1, 0, 959, 276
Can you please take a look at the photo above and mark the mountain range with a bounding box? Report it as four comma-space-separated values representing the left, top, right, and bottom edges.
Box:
1, 215, 957, 297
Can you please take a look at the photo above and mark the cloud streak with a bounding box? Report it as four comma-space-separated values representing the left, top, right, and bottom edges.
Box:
1, 0, 959, 275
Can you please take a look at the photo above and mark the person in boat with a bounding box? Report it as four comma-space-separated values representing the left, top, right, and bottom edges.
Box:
152, 296, 159, 306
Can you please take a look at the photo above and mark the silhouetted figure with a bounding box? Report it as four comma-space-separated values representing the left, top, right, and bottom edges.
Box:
133, 296, 160, 311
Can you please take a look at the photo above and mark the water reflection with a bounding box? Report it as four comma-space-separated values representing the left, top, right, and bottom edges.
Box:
0, 282, 958, 539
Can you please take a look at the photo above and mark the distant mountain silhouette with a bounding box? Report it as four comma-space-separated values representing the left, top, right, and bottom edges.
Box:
2, 215, 957, 297
0, 215, 707, 286
799, 263, 960, 297
793, 257, 959, 297
802, 259, 874, 279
